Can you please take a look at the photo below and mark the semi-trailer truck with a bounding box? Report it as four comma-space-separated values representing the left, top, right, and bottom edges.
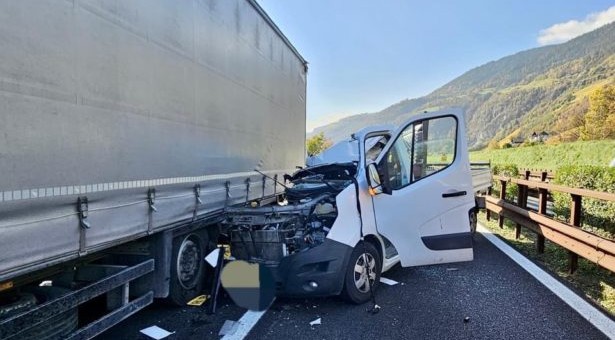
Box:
0, 1, 306, 338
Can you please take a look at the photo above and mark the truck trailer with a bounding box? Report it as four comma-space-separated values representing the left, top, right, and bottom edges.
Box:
0, 1, 306, 338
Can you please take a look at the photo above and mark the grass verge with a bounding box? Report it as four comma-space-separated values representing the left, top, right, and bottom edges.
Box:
478, 212, 615, 314
469, 140, 615, 170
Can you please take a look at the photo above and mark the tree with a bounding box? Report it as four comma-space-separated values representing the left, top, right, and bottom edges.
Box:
306, 132, 332, 156
581, 85, 615, 140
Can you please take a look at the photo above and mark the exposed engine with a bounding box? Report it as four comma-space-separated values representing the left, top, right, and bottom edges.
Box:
222, 163, 356, 264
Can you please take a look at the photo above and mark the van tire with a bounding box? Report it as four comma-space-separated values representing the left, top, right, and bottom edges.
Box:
168, 231, 208, 306
469, 209, 477, 235
341, 242, 381, 304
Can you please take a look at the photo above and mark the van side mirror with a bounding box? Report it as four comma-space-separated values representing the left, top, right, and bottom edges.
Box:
366, 163, 385, 195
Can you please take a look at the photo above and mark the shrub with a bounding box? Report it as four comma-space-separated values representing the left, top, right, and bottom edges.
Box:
553, 165, 615, 238
491, 164, 519, 200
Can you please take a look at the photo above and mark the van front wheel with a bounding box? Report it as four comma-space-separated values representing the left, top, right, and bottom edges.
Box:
341, 242, 381, 304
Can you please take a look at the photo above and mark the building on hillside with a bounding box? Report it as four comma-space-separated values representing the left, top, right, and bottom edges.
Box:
529, 131, 550, 143
539, 131, 549, 141
510, 137, 525, 147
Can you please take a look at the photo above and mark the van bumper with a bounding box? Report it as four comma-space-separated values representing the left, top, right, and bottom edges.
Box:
266, 239, 353, 297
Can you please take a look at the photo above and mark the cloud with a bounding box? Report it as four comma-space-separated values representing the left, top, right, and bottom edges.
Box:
538, 5, 615, 46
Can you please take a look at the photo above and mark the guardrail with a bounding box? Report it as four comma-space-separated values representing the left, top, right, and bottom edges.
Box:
484, 175, 615, 274
518, 168, 555, 182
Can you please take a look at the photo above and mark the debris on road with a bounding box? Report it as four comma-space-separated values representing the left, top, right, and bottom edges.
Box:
309, 318, 322, 326
379, 277, 399, 285
187, 295, 209, 306
218, 320, 239, 336
464, 316, 470, 323
446, 267, 459, 271
139, 326, 174, 340
205, 248, 221, 267
368, 304, 381, 314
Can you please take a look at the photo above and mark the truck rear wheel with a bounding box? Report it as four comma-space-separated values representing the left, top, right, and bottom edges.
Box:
0, 292, 36, 319
18, 286, 78, 340
341, 242, 381, 304
168, 231, 208, 306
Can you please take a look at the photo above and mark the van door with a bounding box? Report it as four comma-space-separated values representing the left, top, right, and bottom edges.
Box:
370, 110, 474, 266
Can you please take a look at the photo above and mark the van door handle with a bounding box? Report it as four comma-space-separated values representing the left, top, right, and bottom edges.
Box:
442, 191, 467, 198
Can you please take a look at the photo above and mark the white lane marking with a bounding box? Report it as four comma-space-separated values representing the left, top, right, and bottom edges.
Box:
221, 309, 269, 340
478, 223, 615, 339
380, 277, 399, 285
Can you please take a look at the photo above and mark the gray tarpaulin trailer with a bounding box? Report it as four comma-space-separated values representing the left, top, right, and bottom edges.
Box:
0, 1, 306, 338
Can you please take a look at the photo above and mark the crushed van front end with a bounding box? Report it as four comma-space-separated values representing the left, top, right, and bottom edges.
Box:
221, 163, 356, 296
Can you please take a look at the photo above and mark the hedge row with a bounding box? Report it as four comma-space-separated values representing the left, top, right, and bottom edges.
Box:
489, 163, 615, 239
552, 165, 615, 238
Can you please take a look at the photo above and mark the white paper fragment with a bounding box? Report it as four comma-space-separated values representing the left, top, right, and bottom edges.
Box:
205, 248, 221, 267
309, 318, 321, 326
140, 326, 174, 340
379, 277, 399, 286
219, 320, 239, 336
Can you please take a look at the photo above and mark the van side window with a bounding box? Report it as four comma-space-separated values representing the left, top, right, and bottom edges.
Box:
384, 127, 413, 190
382, 116, 457, 191
412, 117, 456, 181
365, 135, 390, 163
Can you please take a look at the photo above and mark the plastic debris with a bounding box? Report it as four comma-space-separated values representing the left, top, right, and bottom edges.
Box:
218, 320, 239, 336
205, 248, 221, 267
309, 318, 321, 326
187, 295, 208, 306
379, 277, 399, 285
140, 326, 174, 340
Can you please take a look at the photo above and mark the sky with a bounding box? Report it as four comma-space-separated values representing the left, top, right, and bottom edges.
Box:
257, 0, 615, 131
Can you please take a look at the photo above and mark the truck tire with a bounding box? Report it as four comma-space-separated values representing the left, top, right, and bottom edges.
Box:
341, 242, 381, 304
0, 292, 36, 319
168, 231, 208, 306
17, 286, 78, 340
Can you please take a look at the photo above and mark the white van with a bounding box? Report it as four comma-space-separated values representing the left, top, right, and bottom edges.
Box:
224, 109, 489, 303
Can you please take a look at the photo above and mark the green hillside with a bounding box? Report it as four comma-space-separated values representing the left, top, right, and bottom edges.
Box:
469, 140, 615, 170
311, 23, 615, 148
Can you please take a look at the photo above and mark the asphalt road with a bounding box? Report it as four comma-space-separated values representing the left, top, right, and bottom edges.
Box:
98, 233, 610, 340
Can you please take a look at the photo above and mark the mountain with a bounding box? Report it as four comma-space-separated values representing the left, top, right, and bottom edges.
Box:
311, 22, 615, 149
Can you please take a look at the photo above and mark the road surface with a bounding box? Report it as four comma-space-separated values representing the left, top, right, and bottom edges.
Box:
99, 232, 612, 339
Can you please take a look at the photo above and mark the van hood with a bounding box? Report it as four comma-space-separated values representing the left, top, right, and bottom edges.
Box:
306, 139, 359, 166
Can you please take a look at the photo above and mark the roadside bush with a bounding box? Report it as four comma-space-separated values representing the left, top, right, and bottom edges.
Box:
491, 164, 519, 200
553, 165, 615, 238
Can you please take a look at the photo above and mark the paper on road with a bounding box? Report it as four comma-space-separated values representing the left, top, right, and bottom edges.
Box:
379, 277, 399, 285
140, 326, 174, 340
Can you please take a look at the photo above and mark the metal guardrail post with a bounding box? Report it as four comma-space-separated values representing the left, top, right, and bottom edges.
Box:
537, 188, 548, 253
499, 179, 507, 228
486, 187, 492, 221
515, 184, 528, 239
569, 194, 582, 274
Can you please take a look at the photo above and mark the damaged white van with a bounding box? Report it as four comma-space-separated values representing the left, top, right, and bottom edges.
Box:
222, 109, 490, 303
